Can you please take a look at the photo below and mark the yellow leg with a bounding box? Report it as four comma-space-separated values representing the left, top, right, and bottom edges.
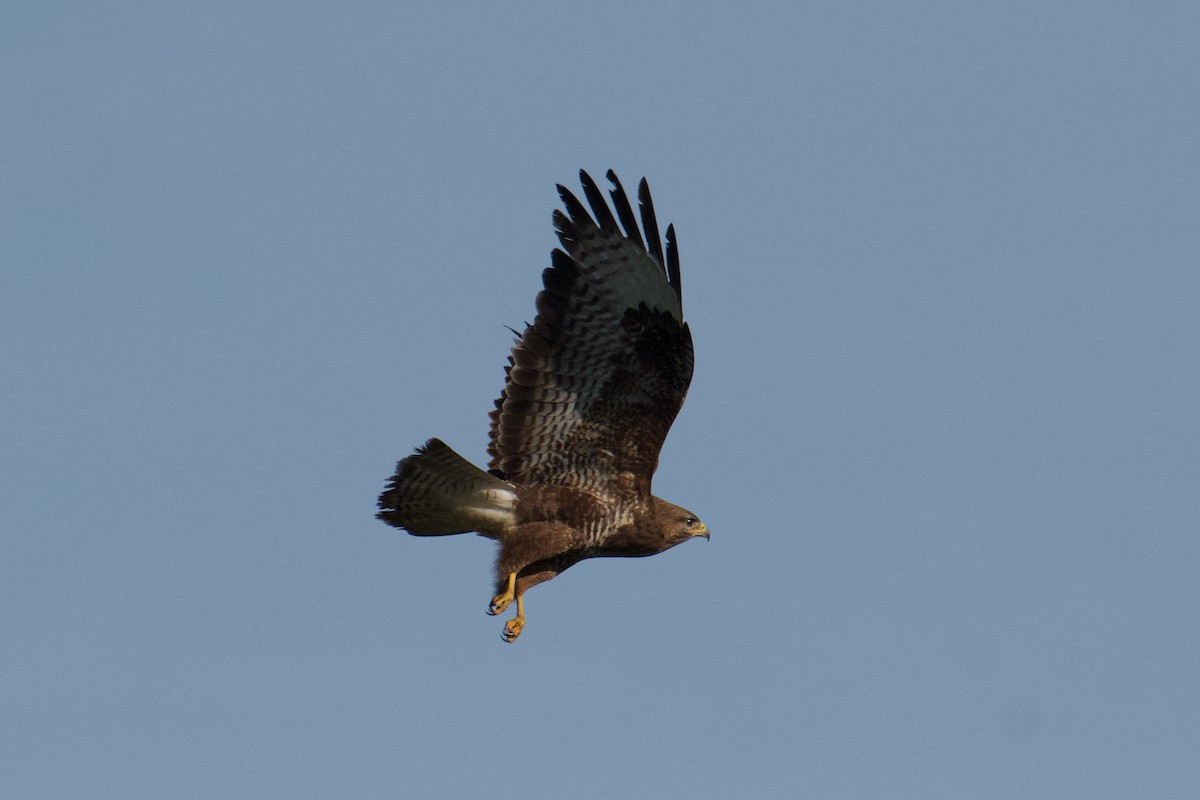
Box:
502, 594, 525, 643
488, 571, 517, 616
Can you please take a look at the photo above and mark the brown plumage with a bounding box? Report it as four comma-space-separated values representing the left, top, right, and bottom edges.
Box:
377, 170, 707, 642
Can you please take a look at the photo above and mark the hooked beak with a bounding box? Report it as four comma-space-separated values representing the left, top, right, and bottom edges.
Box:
692, 523, 710, 541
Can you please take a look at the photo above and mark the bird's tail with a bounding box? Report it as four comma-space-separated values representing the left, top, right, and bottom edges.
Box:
377, 438, 517, 536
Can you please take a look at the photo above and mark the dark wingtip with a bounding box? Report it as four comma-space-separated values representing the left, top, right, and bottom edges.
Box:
557, 183, 591, 227
638, 177, 665, 268
665, 223, 681, 305
579, 169, 619, 232
559, 170, 678, 300
605, 170, 646, 252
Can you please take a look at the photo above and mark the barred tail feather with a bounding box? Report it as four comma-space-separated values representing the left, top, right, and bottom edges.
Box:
377, 438, 517, 536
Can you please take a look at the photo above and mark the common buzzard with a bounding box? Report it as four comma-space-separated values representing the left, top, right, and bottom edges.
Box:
377, 170, 707, 642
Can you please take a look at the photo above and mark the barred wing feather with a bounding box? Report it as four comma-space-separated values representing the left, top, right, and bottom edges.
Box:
487, 170, 694, 492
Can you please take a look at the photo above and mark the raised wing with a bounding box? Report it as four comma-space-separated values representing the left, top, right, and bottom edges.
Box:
487, 170, 693, 492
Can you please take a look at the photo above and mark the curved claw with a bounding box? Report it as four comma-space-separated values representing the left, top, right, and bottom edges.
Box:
501, 593, 526, 643
502, 616, 525, 643
488, 571, 517, 616
488, 593, 512, 616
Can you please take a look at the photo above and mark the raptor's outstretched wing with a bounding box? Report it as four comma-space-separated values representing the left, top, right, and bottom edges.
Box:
487, 170, 693, 493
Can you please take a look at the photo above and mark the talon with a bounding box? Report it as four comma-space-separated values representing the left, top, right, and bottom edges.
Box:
488, 595, 511, 615
501, 593, 526, 643
488, 571, 517, 616
502, 616, 525, 642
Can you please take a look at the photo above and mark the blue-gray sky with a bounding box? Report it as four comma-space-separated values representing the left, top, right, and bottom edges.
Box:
4, 2, 1199, 798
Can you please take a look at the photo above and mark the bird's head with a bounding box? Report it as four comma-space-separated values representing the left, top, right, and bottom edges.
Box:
653, 498, 710, 547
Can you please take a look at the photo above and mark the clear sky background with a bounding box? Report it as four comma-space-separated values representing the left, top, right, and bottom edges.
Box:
4, 3, 1199, 798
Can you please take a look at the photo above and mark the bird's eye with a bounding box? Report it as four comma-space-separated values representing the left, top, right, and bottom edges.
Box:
685, 515, 698, 527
